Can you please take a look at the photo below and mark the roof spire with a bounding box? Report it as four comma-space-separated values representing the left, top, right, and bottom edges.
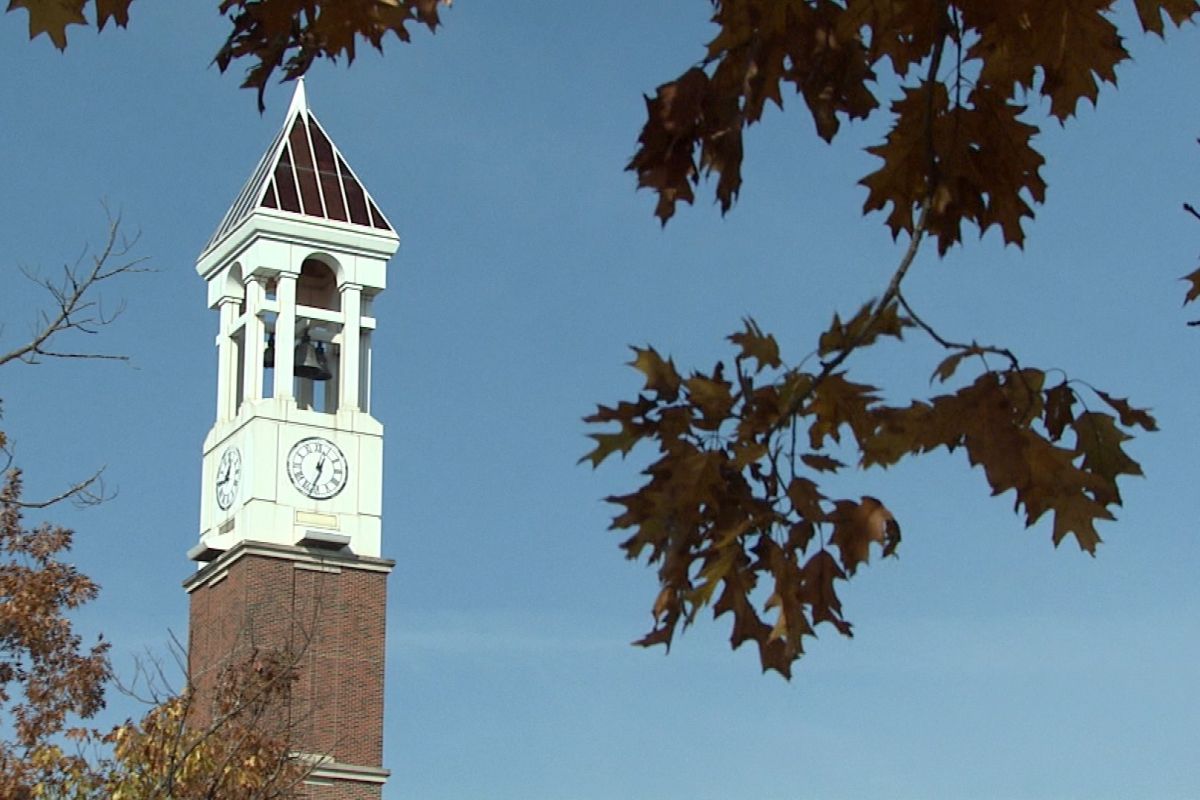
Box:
286, 77, 308, 119
201, 75, 395, 255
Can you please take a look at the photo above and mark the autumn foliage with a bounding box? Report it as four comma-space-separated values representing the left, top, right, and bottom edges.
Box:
587, 0, 1189, 677
101, 651, 303, 800
6, 0, 449, 108
0, 464, 304, 799
6, 0, 1196, 679
0, 216, 303, 794
628, 0, 1197, 250
0, 468, 110, 798
584, 318, 1157, 676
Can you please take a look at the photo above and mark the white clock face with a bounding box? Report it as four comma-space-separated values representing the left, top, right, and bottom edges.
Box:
286, 437, 348, 500
215, 446, 242, 511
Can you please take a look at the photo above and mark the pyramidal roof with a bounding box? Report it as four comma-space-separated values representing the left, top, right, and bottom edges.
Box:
203, 79, 394, 255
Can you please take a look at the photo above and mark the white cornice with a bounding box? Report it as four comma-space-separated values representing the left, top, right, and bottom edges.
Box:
183, 540, 395, 593
293, 752, 390, 785
197, 210, 400, 281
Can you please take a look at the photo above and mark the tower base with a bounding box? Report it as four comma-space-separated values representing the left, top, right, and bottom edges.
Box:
185, 541, 393, 799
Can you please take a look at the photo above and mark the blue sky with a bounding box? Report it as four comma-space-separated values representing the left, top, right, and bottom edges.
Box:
1, 3, 1199, 799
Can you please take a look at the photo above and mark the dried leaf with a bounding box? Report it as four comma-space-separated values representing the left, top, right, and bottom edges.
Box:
1072, 411, 1143, 506
7, 0, 86, 49
827, 496, 900, 575
1182, 266, 1200, 304
215, 0, 448, 110
1094, 390, 1158, 432
806, 372, 880, 449
580, 427, 642, 468
1134, 0, 1200, 36
801, 453, 844, 473
800, 549, 852, 636
629, 346, 681, 401
818, 301, 908, 356
931, 345, 986, 383
729, 317, 781, 373
1043, 382, 1077, 441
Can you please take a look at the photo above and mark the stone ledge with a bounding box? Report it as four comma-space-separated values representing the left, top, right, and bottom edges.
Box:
184, 539, 394, 592
295, 753, 390, 785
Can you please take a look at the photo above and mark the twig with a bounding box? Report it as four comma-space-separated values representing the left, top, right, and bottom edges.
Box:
0, 210, 149, 368
766, 20, 951, 436
768, 198, 932, 436
2, 446, 109, 508
896, 290, 1021, 371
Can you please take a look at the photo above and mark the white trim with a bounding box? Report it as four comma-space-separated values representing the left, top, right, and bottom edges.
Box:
333, 133, 353, 223
183, 540, 394, 593
197, 212, 398, 283
301, 108, 329, 219
293, 562, 342, 574
282, 139, 305, 216
293, 752, 390, 785
274, 274, 297, 400
191, 566, 228, 589
285, 77, 308, 119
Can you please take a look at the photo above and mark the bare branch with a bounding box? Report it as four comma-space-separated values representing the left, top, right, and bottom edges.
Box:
896, 290, 1022, 371
0, 210, 149, 368
5, 470, 107, 510
1, 444, 110, 508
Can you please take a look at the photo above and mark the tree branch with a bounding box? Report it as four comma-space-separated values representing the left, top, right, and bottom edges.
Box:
1, 447, 109, 508
0, 210, 149, 368
767, 19, 952, 436
895, 290, 1022, 371
768, 198, 932, 436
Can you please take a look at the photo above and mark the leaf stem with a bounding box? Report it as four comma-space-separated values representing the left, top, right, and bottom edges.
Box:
895, 290, 1021, 371
767, 17, 952, 437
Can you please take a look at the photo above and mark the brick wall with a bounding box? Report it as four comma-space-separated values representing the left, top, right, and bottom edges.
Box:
300, 782, 383, 800
187, 545, 390, 799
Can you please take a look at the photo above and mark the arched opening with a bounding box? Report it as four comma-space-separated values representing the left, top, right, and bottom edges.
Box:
296, 258, 340, 311
225, 262, 246, 303
294, 258, 341, 414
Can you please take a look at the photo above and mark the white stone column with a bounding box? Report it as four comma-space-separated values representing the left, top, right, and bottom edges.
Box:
215, 297, 238, 421
359, 330, 373, 415
274, 273, 297, 401
339, 283, 362, 411
242, 277, 265, 403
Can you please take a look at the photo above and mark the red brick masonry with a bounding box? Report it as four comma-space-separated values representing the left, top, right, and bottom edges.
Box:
186, 541, 393, 799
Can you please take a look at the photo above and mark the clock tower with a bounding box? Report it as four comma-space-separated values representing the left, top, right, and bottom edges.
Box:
185, 80, 398, 799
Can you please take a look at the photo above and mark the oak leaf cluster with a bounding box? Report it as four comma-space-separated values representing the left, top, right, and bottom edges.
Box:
584, 0, 1194, 674
0, 470, 110, 798
584, 315, 1155, 676
6, 0, 450, 108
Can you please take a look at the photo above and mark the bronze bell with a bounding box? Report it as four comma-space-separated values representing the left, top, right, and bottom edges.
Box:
294, 332, 332, 381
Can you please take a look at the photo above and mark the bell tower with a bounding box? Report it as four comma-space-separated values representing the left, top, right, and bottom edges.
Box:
185, 80, 398, 799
